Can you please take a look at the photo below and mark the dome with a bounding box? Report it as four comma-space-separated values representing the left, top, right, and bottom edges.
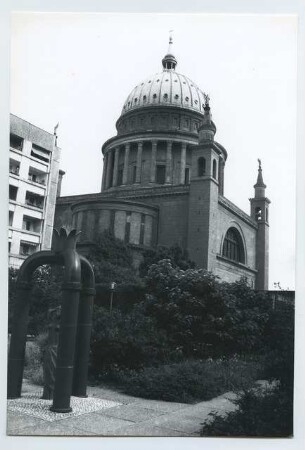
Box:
121, 71, 206, 117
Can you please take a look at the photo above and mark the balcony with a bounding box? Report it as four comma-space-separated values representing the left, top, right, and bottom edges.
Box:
10, 134, 23, 152
28, 174, 46, 186
9, 166, 20, 176
25, 192, 44, 210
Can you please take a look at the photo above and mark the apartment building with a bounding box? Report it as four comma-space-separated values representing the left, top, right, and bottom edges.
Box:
9, 114, 62, 268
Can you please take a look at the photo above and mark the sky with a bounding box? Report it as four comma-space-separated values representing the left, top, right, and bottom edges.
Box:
10, 12, 297, 290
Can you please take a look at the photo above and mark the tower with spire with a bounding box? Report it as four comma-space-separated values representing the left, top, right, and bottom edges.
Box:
250, 160, 270, 290
187, 96, 227, 270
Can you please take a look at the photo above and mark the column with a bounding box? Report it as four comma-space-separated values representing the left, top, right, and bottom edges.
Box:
165, 140, 173, 184
122, 143, 130, 185
135, 141, 143, 183
180, 142, 187, 184
150, 141, 157, 183
101, 156, 107, 191
105, 151, 112, 189
112, 147, 119, 187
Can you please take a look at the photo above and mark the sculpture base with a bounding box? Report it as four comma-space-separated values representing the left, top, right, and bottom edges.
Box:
49, 405, 72, 413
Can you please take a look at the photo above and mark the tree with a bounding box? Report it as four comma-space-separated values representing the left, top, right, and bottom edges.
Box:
139, 244, 195, 278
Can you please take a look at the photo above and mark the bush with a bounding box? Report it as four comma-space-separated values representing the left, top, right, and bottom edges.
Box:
200, 385, 293, 437
112, 358, 264, 403
23, 333, 48, 386
138, 260, 270, 359
90, 306, 178, 373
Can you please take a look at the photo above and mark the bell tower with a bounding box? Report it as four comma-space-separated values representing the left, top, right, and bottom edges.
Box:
187, 95, 221, 270
250, 160, 270, 290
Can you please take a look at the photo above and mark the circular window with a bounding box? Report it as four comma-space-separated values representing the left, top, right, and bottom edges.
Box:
163, 93, 168, 99
153, 94, 157, 99
165, 79, 169, 82
175, 94, 179, 99
185, 97, 189, 101
194, 100, 198, 104
148, 80, 151, 83
157, 79, 160, 82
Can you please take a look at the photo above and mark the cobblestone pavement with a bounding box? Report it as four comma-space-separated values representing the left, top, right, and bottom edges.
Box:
7, 380, 238, 437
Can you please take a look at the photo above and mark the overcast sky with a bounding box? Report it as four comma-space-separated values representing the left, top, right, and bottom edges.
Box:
10, 13, 297, 289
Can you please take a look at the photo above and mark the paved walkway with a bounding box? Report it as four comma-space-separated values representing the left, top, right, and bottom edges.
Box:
7, 380, 238, 437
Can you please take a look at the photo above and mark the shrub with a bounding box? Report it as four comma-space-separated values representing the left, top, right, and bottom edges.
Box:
138, 260, 270, 359
200, 385, 293, 437
90, 306, 178, 373
23, 334, 48, 386
113, 358, 264, 403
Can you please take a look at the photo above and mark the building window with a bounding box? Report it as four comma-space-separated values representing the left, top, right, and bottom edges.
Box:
185, 168, 190, 184
31, 144, 50, 163
139, 214, 145, 245
222, 228, 245, 264
22, 216, 42, 233
9, 160, 20, 176
125, 212, 131, 243
9, 211, 14, 227
20, 241, 38, 256
266, 207, 269, 223
9, 185, 18, 201
212, 159, 217, 179
8, 242, 11, 253
25, 191, 44, 209
156, 165, 166, 184
28, 167, 47, 185
10, 134, 23, 151
198, 157, 206, 177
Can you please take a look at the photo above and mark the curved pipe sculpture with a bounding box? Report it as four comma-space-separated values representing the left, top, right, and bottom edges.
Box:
7, 228, 95, 413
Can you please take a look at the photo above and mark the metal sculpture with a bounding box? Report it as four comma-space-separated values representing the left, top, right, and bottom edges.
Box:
7, 228, 95, 413
41, 307, 60, 400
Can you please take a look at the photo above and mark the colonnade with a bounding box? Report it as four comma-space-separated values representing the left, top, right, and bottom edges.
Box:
101, 140, 188, 190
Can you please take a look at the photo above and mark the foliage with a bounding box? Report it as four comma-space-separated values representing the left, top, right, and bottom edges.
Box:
90, 305, 177, 373
139, 244, 195, 278
8, 265, 62, 335
137, 260, 270, 359
200, 385, 293, 437
23, 333, 48, 386
110, 358, 263, 404
87, 230, 140, 285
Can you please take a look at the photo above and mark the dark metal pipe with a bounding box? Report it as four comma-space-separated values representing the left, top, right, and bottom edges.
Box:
72, 256, 95, 397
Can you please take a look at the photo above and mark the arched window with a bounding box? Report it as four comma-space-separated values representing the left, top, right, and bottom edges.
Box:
222, 227, 245, 264
198, 157, 206, 177
212, 159, 217, 179
255, 207, 262, 221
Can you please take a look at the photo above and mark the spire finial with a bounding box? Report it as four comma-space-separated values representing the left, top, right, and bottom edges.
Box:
168, 29, 173, 51
254, 158, 266, 190
162, 30, 177, 71
258, 158, 262, 171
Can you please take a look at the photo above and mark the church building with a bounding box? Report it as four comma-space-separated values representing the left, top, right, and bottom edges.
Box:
55, 37, 270, 290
